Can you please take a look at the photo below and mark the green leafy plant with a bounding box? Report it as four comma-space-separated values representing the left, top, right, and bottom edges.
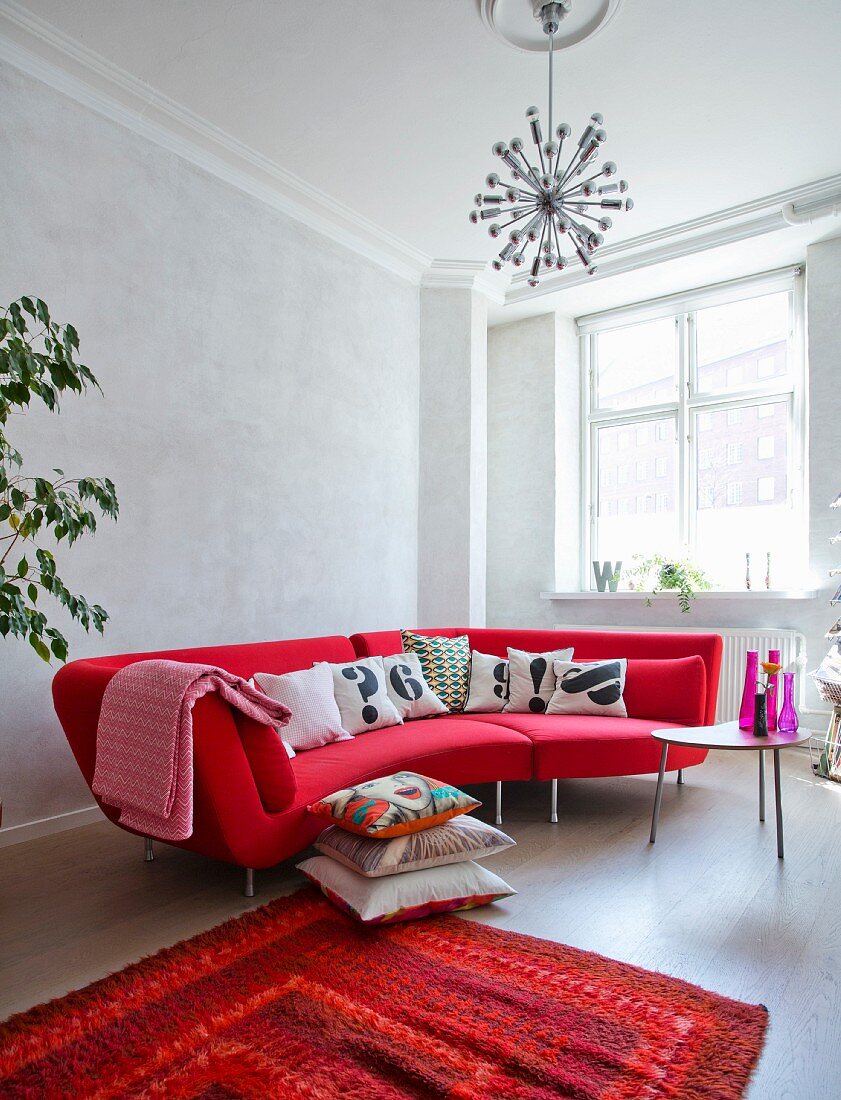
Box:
1, 296, 118, 662
625, 553, 711, 614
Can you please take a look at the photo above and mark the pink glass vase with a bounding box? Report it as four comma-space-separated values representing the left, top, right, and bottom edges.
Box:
739, 651, 759, 730
767, 648, 781, 731
778, 672, 799, 733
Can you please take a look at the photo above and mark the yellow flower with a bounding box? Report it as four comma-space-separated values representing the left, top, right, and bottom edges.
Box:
762, 662, 782, 675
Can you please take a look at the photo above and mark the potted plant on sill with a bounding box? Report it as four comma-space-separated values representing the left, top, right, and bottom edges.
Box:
1, 296, 118, 664
625, 554, 711, 614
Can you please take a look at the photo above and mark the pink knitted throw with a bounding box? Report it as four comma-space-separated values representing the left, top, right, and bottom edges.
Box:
92, 660, 292, 841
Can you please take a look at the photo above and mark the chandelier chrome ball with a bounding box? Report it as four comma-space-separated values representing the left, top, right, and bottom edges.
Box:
470, 3, 633, 288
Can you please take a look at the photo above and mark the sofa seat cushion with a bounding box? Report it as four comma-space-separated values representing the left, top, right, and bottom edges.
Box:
290, 718, 533, 807
485, 714, 708, 780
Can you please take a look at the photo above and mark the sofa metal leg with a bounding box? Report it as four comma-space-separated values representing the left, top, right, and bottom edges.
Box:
677, 769, 685, 785
550, 778, 558, 823
244, 868, 255, 897
495, 781, 503, 825
144, 837, 155, 862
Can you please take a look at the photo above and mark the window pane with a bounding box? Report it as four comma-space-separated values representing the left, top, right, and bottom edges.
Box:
694, 400, 791, 586
595, 417, 678, 574
696, 291, 789, 392
595, 318, 678, 410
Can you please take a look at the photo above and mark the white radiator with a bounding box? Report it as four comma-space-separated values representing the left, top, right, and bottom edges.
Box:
554, 625, 807, 723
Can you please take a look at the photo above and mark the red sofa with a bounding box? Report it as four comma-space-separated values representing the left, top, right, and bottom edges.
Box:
52, 627, 721, 892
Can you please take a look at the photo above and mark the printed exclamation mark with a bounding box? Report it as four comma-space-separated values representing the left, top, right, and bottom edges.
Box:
529, 658, 547, 713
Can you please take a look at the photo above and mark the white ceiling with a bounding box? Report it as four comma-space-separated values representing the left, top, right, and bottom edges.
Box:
4, 0, 841, 317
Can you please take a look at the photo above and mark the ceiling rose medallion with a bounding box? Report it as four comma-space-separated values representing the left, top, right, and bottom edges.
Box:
470, 0, 633, 287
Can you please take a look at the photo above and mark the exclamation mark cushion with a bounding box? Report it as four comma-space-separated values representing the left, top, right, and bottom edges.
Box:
505, 647, 574, 714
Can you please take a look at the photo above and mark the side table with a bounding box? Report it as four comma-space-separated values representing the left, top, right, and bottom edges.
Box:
649, 721, 810, 858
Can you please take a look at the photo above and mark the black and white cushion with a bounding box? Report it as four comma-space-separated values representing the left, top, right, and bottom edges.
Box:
464, 651, 510, 713
504, 647, 574, 714
383, 653, 447, 720
547, 658, 628, 717
320, 657, 404, 735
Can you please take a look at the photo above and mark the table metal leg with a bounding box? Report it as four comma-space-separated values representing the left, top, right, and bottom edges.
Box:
758, 750, 766, 823
649, 744, 669, 843
773, 749, 784, 859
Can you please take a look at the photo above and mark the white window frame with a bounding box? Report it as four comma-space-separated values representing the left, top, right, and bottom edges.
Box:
578, 266, 806, 589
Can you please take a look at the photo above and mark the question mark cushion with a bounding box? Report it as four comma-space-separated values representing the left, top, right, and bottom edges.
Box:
547, 658, 628, 718
504, 647, 574, 714
464, 650, 511, 713
319, 656, 403, 736
308, 771, 481, 838
383, 653, 447, 720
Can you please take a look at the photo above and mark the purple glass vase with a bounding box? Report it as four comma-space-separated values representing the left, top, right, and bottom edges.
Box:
739, 651, 759, 730
778, 672, 799, 733
767, 648, 781, 731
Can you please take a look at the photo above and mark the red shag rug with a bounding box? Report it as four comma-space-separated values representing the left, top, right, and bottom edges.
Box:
0, 889, 767, 1099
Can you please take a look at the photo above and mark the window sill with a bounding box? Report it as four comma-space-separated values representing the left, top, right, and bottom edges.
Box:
540, 589, 818, 601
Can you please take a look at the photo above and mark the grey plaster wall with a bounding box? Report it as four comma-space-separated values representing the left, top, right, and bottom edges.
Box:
0, 61, 420, 832
417, 288, 487, 626
487, 312, 579, 627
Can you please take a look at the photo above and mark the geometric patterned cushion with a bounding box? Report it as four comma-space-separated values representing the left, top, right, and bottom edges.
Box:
400, 631, 471, 713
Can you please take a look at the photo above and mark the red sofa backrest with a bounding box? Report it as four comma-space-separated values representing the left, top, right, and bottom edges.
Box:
52, 635, 356, 787
350, 627, 722, 726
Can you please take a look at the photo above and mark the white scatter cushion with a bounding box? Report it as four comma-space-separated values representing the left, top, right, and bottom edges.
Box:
315, 816, 515, 878
244, 677, 296, 756
297, 855, 515, 924
252, 665, 351, 752
320, 656, 403, 735
548, 658, 628, 717
505, 647, 574, 714
383, 652, 447, 720
247, 678, 296, 758
464, 650, 510, 713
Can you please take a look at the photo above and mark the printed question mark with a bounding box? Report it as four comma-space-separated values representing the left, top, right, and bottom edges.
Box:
342, 665, 380, 724
528, 658, 547, 713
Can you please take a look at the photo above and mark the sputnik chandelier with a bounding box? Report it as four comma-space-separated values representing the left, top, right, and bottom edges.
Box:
470, 0, 633, 286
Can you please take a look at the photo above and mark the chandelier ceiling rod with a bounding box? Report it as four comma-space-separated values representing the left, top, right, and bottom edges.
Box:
469, 0, 633, 289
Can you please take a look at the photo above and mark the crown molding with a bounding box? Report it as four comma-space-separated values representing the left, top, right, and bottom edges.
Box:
421, 260, 509, 304
0, 0, 432, 285
4, 1, 840, 303
504, 173, 841, 304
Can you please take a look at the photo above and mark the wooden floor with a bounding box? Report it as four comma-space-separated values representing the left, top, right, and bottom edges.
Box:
2, 748, 839, 1099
